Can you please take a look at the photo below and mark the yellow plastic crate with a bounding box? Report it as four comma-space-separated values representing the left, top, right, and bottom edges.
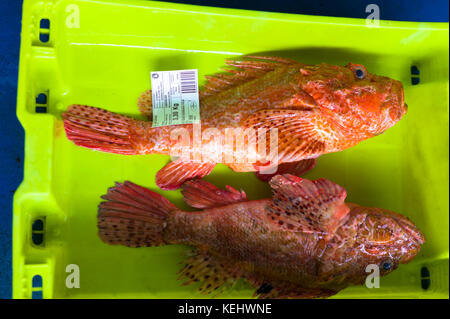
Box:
14, 0, 449, 298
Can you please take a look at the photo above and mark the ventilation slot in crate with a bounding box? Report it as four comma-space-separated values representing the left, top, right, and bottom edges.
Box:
39, 18, 50, 44
31, 218, 45, 246
35, 93, 48, 113
411, 65, 420, 85
421, 266, 431, 290
31, 274, 43, 299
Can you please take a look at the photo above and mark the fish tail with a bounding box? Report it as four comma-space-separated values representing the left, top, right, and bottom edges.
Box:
62, 104, 138, 155
97, 181, 177, 247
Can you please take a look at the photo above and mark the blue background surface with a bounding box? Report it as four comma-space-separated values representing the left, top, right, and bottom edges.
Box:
0, 0, 448, 299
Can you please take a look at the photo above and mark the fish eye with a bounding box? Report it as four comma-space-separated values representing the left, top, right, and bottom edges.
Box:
353, 66, 366, 79
381, 260, 393, 271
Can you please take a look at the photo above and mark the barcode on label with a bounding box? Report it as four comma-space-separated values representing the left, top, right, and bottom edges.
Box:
180, 70, 197, 94
151, 69, 200, 127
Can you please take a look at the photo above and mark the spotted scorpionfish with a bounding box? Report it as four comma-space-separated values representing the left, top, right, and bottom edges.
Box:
63, 56, 407, 189
97, 174, 424, 298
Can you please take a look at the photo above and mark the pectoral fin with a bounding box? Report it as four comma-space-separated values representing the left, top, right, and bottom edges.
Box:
267, 174, 349, 234
245, 109, 326, 164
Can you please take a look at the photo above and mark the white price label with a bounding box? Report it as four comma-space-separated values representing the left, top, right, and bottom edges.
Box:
151, 69, 200, 127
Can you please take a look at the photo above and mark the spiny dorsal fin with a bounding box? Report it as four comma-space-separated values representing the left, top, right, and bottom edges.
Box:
178, 250, 242, 296
136, 56, 299, 117
202, 55, 299, 97
267, 174, 349, 234
181, 179, 247, 209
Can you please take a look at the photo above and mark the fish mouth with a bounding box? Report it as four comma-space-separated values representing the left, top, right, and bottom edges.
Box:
389, 80, 407, 121
365, 79, 406, 135
402, 103, 408, 117
398, 83, 408, 118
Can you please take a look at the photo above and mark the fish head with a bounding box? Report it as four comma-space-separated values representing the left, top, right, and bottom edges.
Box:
319, 204, 424, 287
342, 63, 407, 135
344, 204, 424, 282
356, 205, 423, 261
300, 63, 407, 136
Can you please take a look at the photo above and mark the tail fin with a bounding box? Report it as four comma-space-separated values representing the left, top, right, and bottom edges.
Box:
98, 181, 177, 247
62, 104, 137, 155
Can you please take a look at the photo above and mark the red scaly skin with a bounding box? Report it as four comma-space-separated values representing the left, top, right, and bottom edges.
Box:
97, 176, 424, 298
164, 201, 423, 292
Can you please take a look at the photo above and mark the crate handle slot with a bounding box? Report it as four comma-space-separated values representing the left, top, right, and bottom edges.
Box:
31, 290, 43, 299
411, 65, 420, 85
31, 275, 43, 299
35, 93, 48, 113
420, 266, 430, 290
31, 218, 45, 246
39, 18, 50, 43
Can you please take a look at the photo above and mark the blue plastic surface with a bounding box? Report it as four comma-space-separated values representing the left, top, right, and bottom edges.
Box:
0, 0, 24, 300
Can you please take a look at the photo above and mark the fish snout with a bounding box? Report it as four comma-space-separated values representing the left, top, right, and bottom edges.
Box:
399, 218, 425, 246
387, 80, 407, 121
357, 207, 424, 264
388, 211, 425, 264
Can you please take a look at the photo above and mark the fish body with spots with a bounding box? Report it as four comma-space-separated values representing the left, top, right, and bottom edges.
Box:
62, 56, 407, 190
97, 175, 423, 298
